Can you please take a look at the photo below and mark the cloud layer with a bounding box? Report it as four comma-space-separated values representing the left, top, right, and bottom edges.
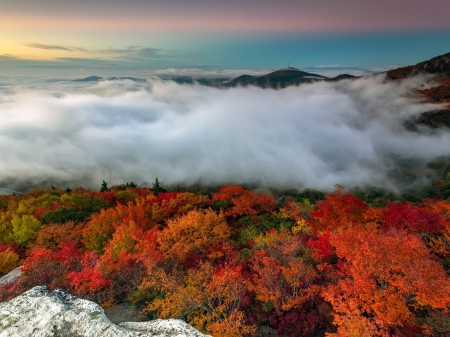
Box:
0, 75, 449, 192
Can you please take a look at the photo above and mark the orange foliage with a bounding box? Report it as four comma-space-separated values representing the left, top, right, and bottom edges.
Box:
251, 234, 318, 314
0, 247, 19, 275
323, 228, 450, 336
148, 192, 208, 223
28, 221, 85, 252
158, 209, 230, 263
212, 185, 275, 217
143, 262, 255, 337
309, 189, 368, 232
83, 199, 154, 253
132, 227, 163, 271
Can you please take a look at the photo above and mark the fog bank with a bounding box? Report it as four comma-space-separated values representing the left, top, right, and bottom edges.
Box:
0, 75, 448, 192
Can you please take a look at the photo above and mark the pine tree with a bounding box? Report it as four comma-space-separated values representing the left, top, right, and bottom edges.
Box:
100, 180, 109, 192
152, 177, 166, 196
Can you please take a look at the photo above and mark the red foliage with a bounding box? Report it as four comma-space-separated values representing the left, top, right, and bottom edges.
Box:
132, 227, 163, 271
33, 202, 63, 219
0, 243, 18, 254
309, 190, 368, 232
307, 228, 333, 259
55, 241, 80, 269
381, 203, 443, 233
20, 243, 81, 290
147, 192, 181, 206
211, 185, 275, 217
97, 190, 119, 206
83, 199, 154, 253
67, 251, 110, 294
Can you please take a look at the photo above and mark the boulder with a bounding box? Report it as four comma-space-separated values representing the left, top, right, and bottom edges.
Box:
0, 286, 209, 337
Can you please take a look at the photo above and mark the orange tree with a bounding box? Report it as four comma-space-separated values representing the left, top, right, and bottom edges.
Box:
322, 228, 450, 336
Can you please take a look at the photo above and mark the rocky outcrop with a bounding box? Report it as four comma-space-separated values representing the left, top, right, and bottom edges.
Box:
0, 286, 209, 337
0, 267, 22, 287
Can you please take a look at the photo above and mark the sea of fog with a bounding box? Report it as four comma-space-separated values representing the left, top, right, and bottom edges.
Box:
0, 73, 449, 192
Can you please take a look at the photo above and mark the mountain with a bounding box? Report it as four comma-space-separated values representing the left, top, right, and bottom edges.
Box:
223, 67, 328, 88
72, 76, 145, 83
388, 53, 450, 129
222, 67, 360, 89
386, 52, 450, 80
327, 74, 358, 82
72, 76, 103, 82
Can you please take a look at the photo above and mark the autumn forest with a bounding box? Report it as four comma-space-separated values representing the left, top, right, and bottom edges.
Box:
1, 178, 450, 337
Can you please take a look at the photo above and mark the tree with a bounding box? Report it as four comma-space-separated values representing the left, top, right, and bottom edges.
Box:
152, 178, 166, 196
100, 180, 109, 192
381, 203, 442, 233
211, 185, 276, 218
309, 189, 368, 232
322, 228, 450, 336
9, 215, 42, 246
157, 209, 231, 264
83, 199, 154, 253
149, 192, 208, 223
28, 221, 84, 251
67, 250, 110, 295
0, 247, 19, 275
142, 262, 255, 337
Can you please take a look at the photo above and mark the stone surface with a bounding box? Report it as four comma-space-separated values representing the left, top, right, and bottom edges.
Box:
0, 286, 209, 337
0, 267, 22, 287
105, 303, 147, 324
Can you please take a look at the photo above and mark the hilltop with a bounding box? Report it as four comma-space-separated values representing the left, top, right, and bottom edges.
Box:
223, 67, 356, 88
387, 53, 450, 129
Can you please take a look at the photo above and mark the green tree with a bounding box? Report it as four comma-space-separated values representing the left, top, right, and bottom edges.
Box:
152, 177, 166, 196
100, 180, 109, 192
10, 215, 42, 245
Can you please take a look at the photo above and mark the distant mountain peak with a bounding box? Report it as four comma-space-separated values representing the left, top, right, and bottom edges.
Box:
279, 66, 300, 71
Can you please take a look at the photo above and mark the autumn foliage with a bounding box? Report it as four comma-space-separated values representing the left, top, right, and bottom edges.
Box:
1, 184, 450, 337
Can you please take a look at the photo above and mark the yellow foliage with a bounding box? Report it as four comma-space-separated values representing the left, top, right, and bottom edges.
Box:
0, 248, 19, 275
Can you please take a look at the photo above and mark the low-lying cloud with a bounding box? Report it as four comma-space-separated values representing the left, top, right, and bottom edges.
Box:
0, 74, 449, 192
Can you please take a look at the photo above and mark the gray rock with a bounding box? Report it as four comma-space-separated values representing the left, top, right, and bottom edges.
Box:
0, 267, 22, 287
0, 286, 209, 337
105, 303, 147, 324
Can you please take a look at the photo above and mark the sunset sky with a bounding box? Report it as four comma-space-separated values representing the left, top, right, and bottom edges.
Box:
2, 0, 450, 76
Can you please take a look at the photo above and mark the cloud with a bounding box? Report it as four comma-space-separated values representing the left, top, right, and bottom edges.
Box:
24, 43, 85, 52
99, 46, 163, 59
148, 68, 270, 79
0, 54, 17, 60
304, 66, 373, 77
0, 74, 449, 192
24, 43, 164, 59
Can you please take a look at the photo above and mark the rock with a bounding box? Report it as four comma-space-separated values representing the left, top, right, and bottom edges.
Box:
0, 286, 209, 337
105, 303, 147, 324
0, 267, 22, 287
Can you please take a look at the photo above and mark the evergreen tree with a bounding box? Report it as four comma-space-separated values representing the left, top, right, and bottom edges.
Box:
100, 180, 109, 192
152, 177, 166, 196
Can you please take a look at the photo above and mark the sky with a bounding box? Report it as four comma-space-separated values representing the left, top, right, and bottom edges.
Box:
2, 0, 450, 76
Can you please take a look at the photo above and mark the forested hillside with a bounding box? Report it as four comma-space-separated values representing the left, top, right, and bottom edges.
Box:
1, 182, 450, 337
